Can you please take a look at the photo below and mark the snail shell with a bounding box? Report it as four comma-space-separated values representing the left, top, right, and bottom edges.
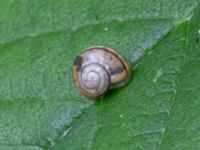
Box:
73, 46, 131, 98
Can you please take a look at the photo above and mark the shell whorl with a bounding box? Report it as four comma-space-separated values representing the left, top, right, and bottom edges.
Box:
79, 63, 110, 97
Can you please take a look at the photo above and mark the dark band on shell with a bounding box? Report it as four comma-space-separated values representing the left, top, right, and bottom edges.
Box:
109, 67, 124, 75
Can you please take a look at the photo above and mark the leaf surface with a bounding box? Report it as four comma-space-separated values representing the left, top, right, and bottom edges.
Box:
0, 0, 200, 150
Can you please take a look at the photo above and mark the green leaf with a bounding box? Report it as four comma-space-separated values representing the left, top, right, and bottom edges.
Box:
0, 0, 200, 150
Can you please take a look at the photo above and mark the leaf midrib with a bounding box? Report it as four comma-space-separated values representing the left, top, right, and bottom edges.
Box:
0, 18, 173, 46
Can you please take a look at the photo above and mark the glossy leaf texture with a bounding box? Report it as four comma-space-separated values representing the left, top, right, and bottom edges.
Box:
0, 0, 200, 150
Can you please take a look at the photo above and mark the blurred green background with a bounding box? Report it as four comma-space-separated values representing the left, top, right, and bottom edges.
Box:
0, 0, 200, 150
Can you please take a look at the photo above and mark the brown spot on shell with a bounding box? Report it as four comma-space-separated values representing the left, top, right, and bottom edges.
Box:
74, 56, 83, 71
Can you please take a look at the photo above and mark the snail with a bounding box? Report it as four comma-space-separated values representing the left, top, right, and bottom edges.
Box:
73, 46, 131, 98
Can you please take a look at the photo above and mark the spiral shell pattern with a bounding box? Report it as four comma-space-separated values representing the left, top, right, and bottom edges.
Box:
73, 46, 131, 98
79, 64, 110, 96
